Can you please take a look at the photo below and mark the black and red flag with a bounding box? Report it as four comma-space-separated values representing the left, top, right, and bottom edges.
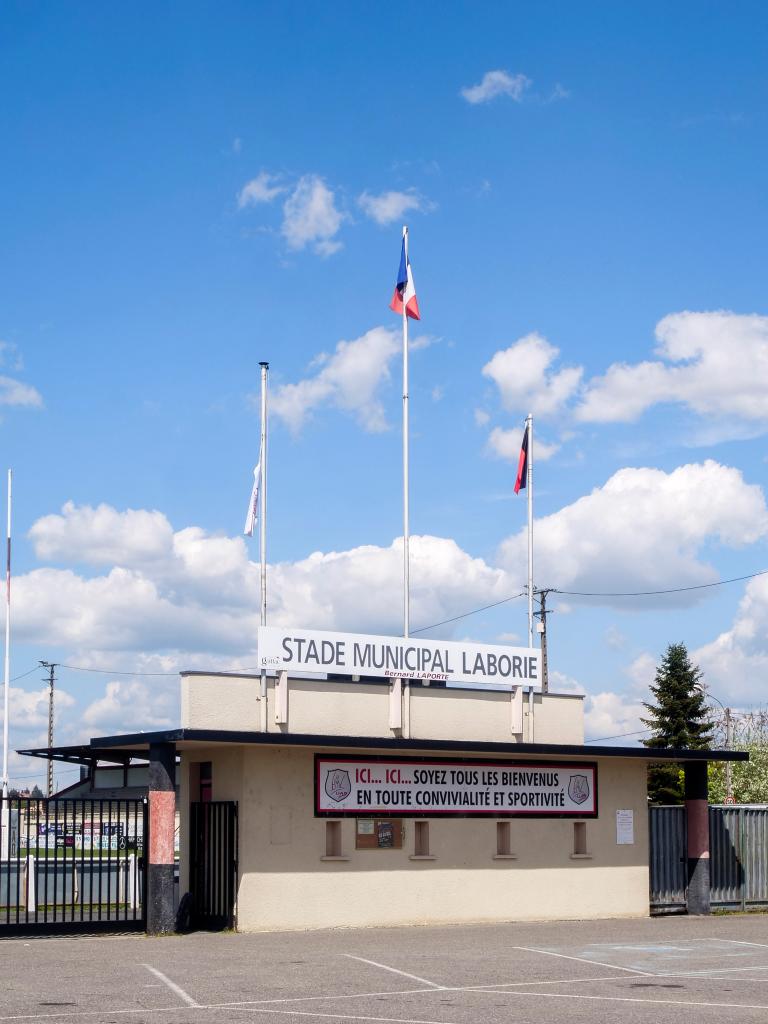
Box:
513, 425, 529, 494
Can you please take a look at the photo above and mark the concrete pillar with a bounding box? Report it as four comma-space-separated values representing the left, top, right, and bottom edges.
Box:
147, 742, 176, 934
684, 760, 710, 916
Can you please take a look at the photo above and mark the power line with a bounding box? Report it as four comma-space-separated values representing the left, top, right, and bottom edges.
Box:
9, 568, 766, 684
555, 568, 768, 599
415, 593, 528, 630
58, 664, 178, 677
10, 666, 42, 683
9, 766, 80, 783
410, 567, 768, 637
586, 728, 651, 743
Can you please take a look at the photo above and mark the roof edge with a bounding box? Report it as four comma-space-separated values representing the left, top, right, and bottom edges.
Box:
79, 729, 747, 762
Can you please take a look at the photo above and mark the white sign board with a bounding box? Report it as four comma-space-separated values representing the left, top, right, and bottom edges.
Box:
316, 757, 598, 817
616, 809, 634, 845
258, 626, 540, 687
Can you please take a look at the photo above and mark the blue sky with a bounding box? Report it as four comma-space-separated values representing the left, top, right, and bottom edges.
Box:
2, 2, 768, 788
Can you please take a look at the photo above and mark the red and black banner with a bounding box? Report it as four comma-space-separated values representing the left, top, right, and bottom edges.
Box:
514, 425, 529, 494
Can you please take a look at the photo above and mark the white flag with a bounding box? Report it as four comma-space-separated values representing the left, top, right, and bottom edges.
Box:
244, 459, 261, 537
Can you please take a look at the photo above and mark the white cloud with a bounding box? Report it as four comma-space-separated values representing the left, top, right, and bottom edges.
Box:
10, 565, 255, 652
461, 70, 531, 105
82, 679, 176, 732
584, 692, 647, 743
281, 174, 344, 255
0, 686, 75, 731
237, 171, 285, 207
270, 326, 400, 434
270, 535, 511, 637
577, 311, 768, 426
11, 502, 513, 658
482, 333, 583, 418
604, 625, 626, 650
29, 501, 173, 565
694, 574, 768, 703
498, 460, 768, 602
549, 670, 585, 696
547, 84, 570, 102
487, 426, 559, 463
0, 341, 23, 371
474, 408, 490, 427
358, 189, 430, 226
625, 652, 657, 689
0, 375, 42, 408
232, 137, 242, 155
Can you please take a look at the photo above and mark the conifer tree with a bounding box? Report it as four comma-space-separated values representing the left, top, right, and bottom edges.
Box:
642, 642, 713, 803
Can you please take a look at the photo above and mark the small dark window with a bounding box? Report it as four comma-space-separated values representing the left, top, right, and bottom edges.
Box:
414, 820, 430, 857
573, 821, 587, 855
325, 820, 342, 857
496, 821, 511, 856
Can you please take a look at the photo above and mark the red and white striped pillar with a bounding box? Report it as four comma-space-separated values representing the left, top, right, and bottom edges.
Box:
684, 760, 710, 915
147, 742, 176, 933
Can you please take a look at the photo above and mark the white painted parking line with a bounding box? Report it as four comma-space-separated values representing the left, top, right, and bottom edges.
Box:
140, 965, 200, 1008
658, 966, 768, 977
463, 973, 643, 990
509, 945, 655, 976
246, 1012, 460, 1024
469, 986, 768, 1011
342, 954, 444, 989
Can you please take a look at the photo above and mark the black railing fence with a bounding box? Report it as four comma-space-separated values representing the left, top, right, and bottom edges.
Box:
189, 801, 238, 930
0, 796, 147, 934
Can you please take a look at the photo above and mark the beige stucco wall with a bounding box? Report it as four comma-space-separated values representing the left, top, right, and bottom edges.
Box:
180, 673, 584, 745
181, 673, 261, 732
530, 691, 585, 745
181, 743, 649, 931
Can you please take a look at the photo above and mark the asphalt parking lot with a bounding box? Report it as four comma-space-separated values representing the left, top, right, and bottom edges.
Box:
3, 914, 768, 1023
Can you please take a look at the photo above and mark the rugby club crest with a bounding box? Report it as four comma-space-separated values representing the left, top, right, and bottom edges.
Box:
325, 768, 352, 803
568, 774, 590, 805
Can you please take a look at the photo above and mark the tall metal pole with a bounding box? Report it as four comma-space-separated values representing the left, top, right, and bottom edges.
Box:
402, 225, 410, 641
526, 414, 533, 648
259, 362, 268, 629
259, 362, 269, 727
538, 589, 549, 693
41, 661, 57, 797
2, 469, 11, 800
725, 706, 733, 802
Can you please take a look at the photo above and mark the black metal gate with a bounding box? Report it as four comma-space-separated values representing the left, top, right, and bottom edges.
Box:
189, 801, 238, 930
650, 804, 768, 912
0, 796, 147, 935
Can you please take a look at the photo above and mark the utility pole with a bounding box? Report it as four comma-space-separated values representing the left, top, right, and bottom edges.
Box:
40, 661, 57, 798
725, 706, 733, 803
533, 589, 554, 693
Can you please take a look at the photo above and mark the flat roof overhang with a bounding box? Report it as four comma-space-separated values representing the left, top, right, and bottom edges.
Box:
18, 728, 748, 767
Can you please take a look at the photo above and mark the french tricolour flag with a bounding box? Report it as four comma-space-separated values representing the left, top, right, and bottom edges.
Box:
389, 236, 420, 320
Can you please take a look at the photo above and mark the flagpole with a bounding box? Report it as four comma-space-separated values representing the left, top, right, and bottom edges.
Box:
259, 362, 269, 729
402, 225, 410, 640
2, 469, 11, 800
526, 413, 534, 648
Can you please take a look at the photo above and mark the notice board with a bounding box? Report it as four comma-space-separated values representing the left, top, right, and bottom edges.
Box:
355, 818, 403, 850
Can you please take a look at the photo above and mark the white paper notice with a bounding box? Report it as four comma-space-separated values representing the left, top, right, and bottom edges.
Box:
616, 809, 634, 845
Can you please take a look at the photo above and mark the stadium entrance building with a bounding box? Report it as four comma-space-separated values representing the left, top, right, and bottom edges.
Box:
21, 627, 744, 933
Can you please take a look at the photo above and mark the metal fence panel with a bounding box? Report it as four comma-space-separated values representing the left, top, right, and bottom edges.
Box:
743, 808, 768, 906
0, 796, 147, 934
649, 805, 686, 909
650, 804, 768, 912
